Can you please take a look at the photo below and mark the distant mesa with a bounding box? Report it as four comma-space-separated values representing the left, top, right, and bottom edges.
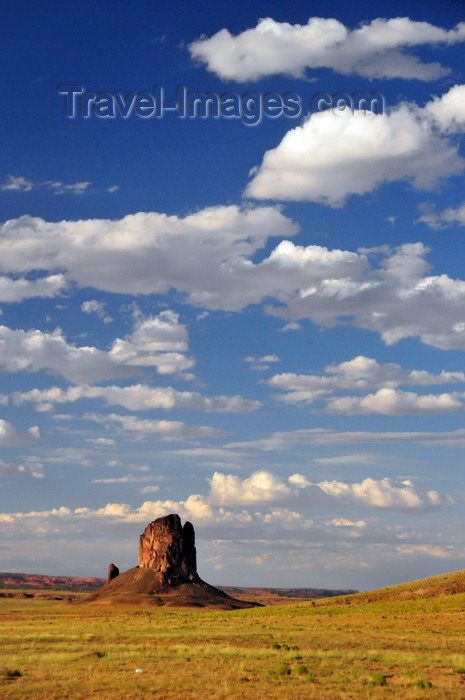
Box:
79, 514, 258, 609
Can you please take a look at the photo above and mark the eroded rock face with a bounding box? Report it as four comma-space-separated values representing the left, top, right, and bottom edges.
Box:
138, 514, 200, 585
106, 563, 119, 584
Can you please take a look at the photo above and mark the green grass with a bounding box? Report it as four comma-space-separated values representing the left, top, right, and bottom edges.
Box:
2, 591, 465, 698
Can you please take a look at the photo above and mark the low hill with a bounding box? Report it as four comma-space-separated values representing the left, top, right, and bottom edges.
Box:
322, 568, 465, 606
220, 586, 358, 605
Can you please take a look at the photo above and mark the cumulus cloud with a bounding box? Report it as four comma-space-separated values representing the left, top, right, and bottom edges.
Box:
11, 383, 260, 414
0, 419, 39, 446
246, 96, 464, 205
0, 274, 67, 303
189, 17, 465, 81
207, 470, 444, 511
265, 242, 465, 350
0, 469, 445, 544
0, 206, 296, 306
418, 201, 465, 229
327, 388, 465, 415
318, 476, 442, 510
209, 470, 292, 504
3, 210, 465, 351
267, 355, 465, 414
425, 84, 465, 132
0, 311, 193, 383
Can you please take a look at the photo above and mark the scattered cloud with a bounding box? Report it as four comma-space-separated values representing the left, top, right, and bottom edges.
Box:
0, 419, 39, 446
0, 459, 43, 478
81, 300, 113, 324
265, 243, 465, 350
4, 211, 465, 351
243, 354, 280, 370
246, 87, 465, 205
396, 544, 452, 558
0, 206, 297, 305
11, 383, 261, 414
48, 181, 91, 195
327, 388, 465, 415
228, 426, 465, 450
1, 176, 92, 195
0, 310, 194, 383
1, 175, 34, 192
190, 17, 465, 81
418, 201, 465, 228
267, 355, 465, 414
85, 412, 224, 441
0, 274, 67, 303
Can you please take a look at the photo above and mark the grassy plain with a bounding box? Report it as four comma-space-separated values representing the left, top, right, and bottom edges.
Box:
2, 585, 465, 698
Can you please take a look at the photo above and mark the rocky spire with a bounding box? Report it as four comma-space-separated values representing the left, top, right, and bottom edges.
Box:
106, 563, 119, 584
138, 514, 200, 585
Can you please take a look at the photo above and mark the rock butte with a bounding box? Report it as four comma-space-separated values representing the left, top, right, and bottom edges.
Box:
78, 514, 258, 609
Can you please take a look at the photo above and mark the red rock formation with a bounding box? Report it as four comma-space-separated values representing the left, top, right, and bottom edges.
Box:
106, 563, 119, 584
138, 514, 199, 585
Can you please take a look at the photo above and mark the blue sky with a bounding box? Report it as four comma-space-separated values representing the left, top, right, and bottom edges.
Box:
2, 0, 465, 591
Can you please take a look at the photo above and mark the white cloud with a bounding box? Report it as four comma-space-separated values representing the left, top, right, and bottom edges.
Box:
326, 518, 366, 528
327, 388, 465, 415
189, 17, 465, 81
0, 459, 43, 478
318, 476, 442, 510
228, 426, 465, 450
91, 475, 159, 485
81, 300, 112, 323
0, 419, 39, 446
0, 206, 296, 306
206, 470, 443, 512
267, 355, 465, 413
86, 412, 224, 441
0, 470, 444, 542
1, 176, 92, 195
243, 354, 280, 371
109, 310, 194, 374
0, 310, 193, 383
425, 84, 465, 132
49, 181, 91, 195
1, 175, 34, 192
4, 210, 465, 351
396, 544, 451, 558
11, 383, 260, 413
0, 274, 67, 303
265, 243, 465, 350
209, 470, 291, 504
418, 201, 465, 229
246, 102, 463, 205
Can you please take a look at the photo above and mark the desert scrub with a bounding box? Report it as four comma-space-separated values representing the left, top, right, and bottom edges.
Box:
2, 594, 465, 698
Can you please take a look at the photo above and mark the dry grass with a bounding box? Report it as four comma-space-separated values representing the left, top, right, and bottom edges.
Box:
2, 583, 465, 698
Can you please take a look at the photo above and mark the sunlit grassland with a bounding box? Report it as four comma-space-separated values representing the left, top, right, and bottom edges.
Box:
2, 592, 465, 698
